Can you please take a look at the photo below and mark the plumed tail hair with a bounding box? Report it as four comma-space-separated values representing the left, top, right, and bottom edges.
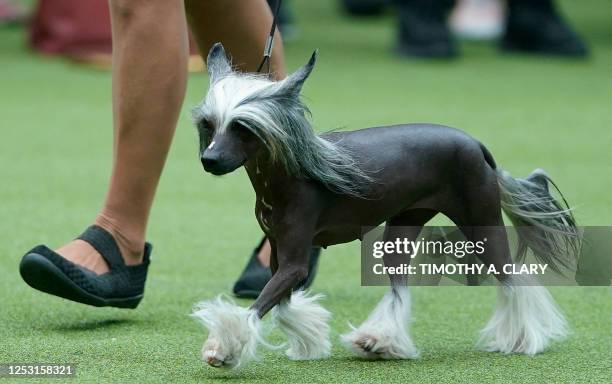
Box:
497, 168, 581, 273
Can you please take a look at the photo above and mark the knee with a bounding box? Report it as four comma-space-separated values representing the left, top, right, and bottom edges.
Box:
109, 0, 168, 25
110, 0, 147, 18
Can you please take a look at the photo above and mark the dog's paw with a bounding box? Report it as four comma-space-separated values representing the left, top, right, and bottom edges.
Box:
192, 296, 263, 369
355, 334, 379, 354
341, 328, 418, 360
202, 338, 235, 368
342, 332, 382, 359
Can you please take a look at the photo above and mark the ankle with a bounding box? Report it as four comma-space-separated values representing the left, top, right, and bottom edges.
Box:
94, 213, 146, 265
256, 239, 271, 267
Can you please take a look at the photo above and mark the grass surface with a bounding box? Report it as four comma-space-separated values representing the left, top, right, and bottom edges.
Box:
1, 1, 611, 382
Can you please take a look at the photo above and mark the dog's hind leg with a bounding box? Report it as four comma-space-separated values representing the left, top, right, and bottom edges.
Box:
342, 209, 435, 359
456, 186, 568, 356
478, 272, 568, 355
341, 285, 418, 360
473, 221, 568, 355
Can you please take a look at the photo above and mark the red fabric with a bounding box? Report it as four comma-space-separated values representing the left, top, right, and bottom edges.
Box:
29, 0, 112, 55
29, 0, 198, 56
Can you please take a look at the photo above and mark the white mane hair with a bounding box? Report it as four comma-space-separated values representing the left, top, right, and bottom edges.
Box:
192, 43, 374, 197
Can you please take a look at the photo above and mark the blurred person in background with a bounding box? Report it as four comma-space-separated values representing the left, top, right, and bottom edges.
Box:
450, 0, 504, 41
29, 0, 114, 68
30, 0, 202, 71
20, 0, 320, 309
342, 0, 588, 58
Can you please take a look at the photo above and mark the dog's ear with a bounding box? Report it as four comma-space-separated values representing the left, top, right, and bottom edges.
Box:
207, 42, 232, 83
277, 49, 318, 97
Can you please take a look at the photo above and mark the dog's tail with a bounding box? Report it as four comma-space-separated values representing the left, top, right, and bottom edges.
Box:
496, 168, 580, 273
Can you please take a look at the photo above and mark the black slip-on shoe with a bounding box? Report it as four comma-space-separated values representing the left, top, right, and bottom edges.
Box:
232, 238, 321, 299
19, 225, 151, 309
341, 0, 390, 16
396, 0, 458, 59
500, 1, 588, 57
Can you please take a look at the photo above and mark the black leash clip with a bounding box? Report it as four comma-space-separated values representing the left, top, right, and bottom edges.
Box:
256, 0, 283, 75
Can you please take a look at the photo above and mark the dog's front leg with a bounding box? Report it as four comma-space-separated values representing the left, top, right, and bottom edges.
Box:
250, 232, 332, 361
192, 229, 314, 368
250, 230, 312, 318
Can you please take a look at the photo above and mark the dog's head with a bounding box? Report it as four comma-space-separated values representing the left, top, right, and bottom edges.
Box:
193, 43, 317, 176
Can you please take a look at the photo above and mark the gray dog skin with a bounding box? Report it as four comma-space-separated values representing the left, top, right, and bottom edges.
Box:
194, 43, 578, 319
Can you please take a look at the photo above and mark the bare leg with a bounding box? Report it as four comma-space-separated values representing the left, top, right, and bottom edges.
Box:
186, 0, 286, 268
57, 0, 189, 273
257, 239, 272, 267
185, 0, 285, 77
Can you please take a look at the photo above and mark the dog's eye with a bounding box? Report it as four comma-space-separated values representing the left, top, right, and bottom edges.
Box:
197, 119, 215, 142
230, 122, 254, 138
229, 121, 245, 131
235, 126, 257, 142
198, 119, 214, 132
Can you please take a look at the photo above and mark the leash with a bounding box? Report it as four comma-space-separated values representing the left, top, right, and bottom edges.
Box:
256, 0, 283, 74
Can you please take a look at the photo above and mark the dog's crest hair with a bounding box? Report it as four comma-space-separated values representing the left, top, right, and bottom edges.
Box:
193, 43, 373, 197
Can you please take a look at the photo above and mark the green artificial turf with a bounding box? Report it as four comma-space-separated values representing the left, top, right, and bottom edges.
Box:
0, 1, 610, 382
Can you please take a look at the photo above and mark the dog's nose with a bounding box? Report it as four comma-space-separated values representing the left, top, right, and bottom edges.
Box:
200, 154, 219, 170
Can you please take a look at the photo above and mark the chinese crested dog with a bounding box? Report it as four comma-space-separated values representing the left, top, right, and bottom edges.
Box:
190, 43, 579, 368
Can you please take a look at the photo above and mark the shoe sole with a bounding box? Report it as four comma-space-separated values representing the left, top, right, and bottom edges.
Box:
500, 38, 588, 57
395, 43, 457, 59
20, 253, 142, 309
233, 289, 260, 299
